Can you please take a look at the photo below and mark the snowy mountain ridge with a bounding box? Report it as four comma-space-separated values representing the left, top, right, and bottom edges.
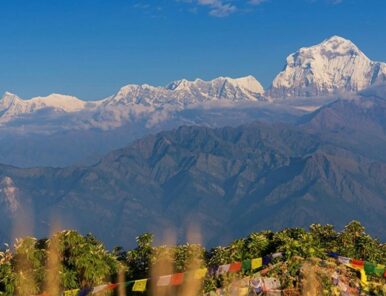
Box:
1, 35, 386, 127
103, 75, 265, 107
0, 76, 266, 125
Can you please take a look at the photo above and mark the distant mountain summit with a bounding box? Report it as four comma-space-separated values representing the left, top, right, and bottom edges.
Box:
99, 75, 265, 108
269, 36, 386, 98
0, 92, 88, 123
165, 75, 265, 102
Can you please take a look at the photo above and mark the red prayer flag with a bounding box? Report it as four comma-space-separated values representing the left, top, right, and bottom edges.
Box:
351, 259, 364, 268
107, 283, 118, 290
229, 262, 242, 272
171, 273, 184, 286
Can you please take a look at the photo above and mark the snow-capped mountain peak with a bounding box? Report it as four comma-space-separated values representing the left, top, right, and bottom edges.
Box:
164, 76, 265, 103
3, 91, 19, 98
0, 92, 89, 123
0, 92, 25, 114
269, 35, 386, 98
166, 78, 192, 91
28, 93, 87, 112
1, 91, 22, 103
229, 75, 265, 94
319, 35, 361, 54
166, 76, 264, 96
102, 75, 266, 108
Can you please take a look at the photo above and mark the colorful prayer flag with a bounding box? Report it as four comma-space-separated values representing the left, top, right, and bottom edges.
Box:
217, 264, 230, 275
78, 288, 92, 296
328, 252, 339, 258
272, 252, 283, 259
157, 275, 172, 286
242, 259, 251, 272
106, 283, 118, 290
263, 255, 272, 265
337, 256, 350, 265
194, 268, 208, 279
171, 273, 184, 286
364, 261, 376, 274
251, 258, 263, 270
132, 279, 147, 292
374, 264, 385, 277
351, 259, 364, 268
359, 269, 368, 288
64, 289, 80, 296
229, 262, 241, 272
92, 284, 108, 294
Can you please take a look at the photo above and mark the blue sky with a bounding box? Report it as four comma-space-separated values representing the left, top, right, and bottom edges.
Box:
0, 0, 385, 100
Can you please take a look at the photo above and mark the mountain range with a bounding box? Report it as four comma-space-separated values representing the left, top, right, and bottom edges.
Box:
1, 83, 386, 248
0, 36, 385, 167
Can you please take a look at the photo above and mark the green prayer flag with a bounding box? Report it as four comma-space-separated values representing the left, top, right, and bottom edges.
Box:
364, 261, 376, 274
374, 265, 385, 277
242, 259, 251, 272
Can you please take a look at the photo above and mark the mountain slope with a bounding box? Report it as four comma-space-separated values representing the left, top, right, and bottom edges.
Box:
298, 84, 386, 162
269, 36, 386, 98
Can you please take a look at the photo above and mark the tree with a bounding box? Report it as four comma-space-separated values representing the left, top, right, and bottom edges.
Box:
13, 237, 46, 296
126, 233, 154, 279
242, 231, 272, 259
174, 243, 205, 273
337, 221, 367, 258
0, 245, 15, 296
309, 224, 337, 251
56, 230, 119, 289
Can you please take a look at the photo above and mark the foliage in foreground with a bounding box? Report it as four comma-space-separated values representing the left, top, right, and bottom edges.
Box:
0, 221, 385, 295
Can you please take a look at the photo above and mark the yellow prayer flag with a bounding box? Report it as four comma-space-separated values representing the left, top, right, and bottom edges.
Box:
133, 279, 147, 292
359, 269, 368, 288
64, 289, 80, 296
346, 262, 368, 290
251, 258, 262, 270
238, 287, 249, 296
194, 268, 208, 279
